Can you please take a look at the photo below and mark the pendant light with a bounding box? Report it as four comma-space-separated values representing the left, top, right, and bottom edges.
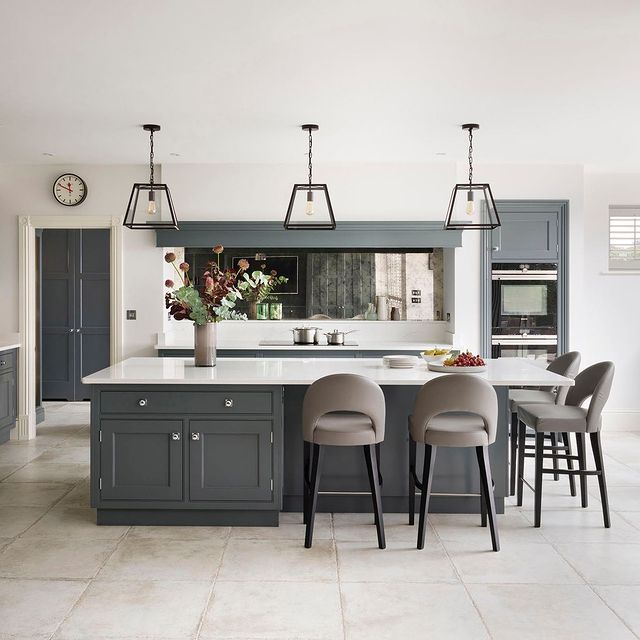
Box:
284, 124, 336, 230
124, 124, 179, 230
444, 123, 500, 230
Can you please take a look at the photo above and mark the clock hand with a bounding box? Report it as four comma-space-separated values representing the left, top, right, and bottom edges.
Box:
57, 182, 72, 192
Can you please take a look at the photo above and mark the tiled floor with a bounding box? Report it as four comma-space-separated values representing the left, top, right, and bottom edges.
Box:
1, 403, 640, 639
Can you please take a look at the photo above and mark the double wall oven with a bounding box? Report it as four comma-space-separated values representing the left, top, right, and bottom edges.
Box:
491, 263, 558, 362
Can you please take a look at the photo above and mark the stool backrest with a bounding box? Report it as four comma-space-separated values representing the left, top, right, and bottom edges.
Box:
546, 351, 581, 404
412, 375, 498, 444
302, 374, 386, 442
565, 361, 615, 432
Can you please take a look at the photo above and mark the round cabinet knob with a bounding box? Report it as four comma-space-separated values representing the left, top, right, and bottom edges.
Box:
69, 328, 74, 333
0, 361, 5, 366
138, 398, 147, 407
224, 398, 233, 408
76, 328, 81, 333
171, 432, 181, 441
191, 432, 200, 441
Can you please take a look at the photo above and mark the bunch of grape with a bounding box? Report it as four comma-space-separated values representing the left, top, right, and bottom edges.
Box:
444, 351, 485, 367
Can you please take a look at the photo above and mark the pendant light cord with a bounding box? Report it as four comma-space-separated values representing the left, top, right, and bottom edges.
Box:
468, 127, 474, 186
149, 129, 155, 187
308, 128, 313, 187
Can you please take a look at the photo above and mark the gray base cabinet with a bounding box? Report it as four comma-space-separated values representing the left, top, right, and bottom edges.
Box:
90, 385, 283, 525
0, 349, 17, 445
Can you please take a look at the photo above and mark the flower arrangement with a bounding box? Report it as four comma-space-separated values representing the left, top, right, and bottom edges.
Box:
164, 245, 250, 324
239, 268, 289, 305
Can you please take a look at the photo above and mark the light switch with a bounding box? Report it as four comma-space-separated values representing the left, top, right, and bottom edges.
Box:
411, 297, 421, 304
411, 289, 421, 296
126, 310, 137, 320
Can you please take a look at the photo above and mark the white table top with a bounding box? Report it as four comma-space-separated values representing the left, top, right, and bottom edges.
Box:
83, 357, 574, 387
0, 334, 21, 352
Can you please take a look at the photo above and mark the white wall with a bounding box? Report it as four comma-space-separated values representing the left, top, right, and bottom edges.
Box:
0, 161, 637, 424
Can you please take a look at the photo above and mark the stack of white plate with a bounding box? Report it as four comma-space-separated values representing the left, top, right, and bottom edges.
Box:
382, 355, 419, 369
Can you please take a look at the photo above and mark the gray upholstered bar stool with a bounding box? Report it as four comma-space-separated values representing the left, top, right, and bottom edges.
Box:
302, 373, 386, 549
509, 351, 581, 496
517, 361, 615, 527
408, 375, 500, 551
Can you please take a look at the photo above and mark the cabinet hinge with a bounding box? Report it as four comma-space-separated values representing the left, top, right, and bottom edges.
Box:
270, 478, 274, 491
99, 478, 102, 490
270, 431, 273, 444
99, 430, 102, 443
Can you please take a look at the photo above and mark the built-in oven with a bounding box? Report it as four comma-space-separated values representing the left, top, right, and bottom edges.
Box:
491, 263, 558, 362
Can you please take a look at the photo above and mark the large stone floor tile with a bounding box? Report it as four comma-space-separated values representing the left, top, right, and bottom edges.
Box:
0, 578, 87, 640
444, 540, 583, 584
200, 581, 343, 639
594, 586, 640, 636
0, 537, 118, 579
0, 463, 21, 480
0, 505, 48, 537
604, 486, 640, 511
219, 539, 337, 582
342, 582, 489, 639
22, 507, 128, 540
467, 584, 634, 639
0, 482, 70, 507
0, 444, 48, 465
55, 478, 90, 508
337, 540, 458, 583
230, 512, 332, 541
333, 512, 431, 543
53, 579, 210, 639
97, 537, 225, 581
555, 542, 640, 585
128, 524, 230, 541
4, 461, 89, 484
35, 446, 89, 464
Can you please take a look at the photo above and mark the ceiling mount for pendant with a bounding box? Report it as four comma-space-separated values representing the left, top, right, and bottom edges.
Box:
123, 123, 179, 230
284, 123, 336, 230
443, 122, 500, 231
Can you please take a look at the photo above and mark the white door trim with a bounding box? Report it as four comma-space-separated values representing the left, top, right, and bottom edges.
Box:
17, 215, 123, 440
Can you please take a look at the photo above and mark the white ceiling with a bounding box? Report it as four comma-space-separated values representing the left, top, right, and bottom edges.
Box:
1, 0, 639, 168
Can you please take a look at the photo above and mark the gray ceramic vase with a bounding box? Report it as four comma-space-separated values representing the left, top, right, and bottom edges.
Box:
194, 322, 217, 367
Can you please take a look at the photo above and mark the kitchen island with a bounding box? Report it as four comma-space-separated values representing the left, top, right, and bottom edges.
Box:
83, 357, 573, 526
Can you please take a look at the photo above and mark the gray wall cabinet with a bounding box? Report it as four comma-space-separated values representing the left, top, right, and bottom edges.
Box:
490, 210, 559, 261
91, 385, 283, 526
0, 349, 17, 444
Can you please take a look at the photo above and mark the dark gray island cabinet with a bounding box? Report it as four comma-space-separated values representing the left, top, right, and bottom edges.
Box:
90, 385, 283, 525
0, 348, 18, 444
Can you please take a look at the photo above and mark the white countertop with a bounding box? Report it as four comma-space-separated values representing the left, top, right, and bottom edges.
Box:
155, 341, 444, 352
83, 357, 573, 387
0, 334, 21, 351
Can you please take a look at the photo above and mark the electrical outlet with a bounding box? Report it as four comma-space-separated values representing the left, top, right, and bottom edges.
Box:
126, 310, 137, 320
411, 297, 421, 304
411, 289, 421, 296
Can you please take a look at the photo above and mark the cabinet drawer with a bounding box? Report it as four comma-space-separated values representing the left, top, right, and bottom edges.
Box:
0, 350, 16, 373
100, 390, 273, 415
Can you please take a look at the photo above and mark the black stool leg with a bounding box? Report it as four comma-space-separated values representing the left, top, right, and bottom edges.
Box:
476, 446, 500, 551
303, 441, 311, 525
517, 420, 526, 507
364, 444, 386, 549
534, 433, 545, 527
417, 444, 436, 550
480, 488, 487, 527
561, 432, 577, 497
576, 432, 588, 508
590, 431, 611, 528
550, 432, 560, 481
375, 443, 383, 486
304, 444, 324, 548
408, 436, 416, 525
510, 411, 518, 496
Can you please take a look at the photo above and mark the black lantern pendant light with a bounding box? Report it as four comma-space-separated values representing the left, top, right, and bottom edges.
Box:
124, 124, 179, 230
444, 123, 500, 230
284, 124, 336, 230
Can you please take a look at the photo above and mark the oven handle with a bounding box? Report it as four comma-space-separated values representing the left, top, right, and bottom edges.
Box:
492, 274, 557, 281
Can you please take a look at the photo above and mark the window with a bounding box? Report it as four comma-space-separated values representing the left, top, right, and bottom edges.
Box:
609, 206, 640, 270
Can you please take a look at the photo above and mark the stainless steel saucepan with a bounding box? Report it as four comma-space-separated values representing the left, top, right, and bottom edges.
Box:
324, 330, 356, 345
291, 327, 319, 345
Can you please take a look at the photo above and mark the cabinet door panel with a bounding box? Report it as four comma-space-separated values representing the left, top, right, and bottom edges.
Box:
0, 370, 16, 430
491, 212, 559, 260
100, 419, 183, 501
190, 420, 272, 502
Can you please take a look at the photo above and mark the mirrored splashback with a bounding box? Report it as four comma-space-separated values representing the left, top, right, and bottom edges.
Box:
184, 247, 444, 321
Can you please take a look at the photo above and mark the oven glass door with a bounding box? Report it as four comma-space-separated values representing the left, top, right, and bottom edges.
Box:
492, 277, 557, 335
491, 341, 557, 363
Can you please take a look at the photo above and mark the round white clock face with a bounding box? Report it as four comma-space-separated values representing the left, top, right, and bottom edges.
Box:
53, 173, 87, 206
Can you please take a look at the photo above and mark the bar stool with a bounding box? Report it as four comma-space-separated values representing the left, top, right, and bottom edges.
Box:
408, 375, 500, 551
302, 373, 386, 549
517, 361, 615, 527
509, 351, 581, 496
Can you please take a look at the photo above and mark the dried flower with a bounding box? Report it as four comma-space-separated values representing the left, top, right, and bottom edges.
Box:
238, 259, 250, 271
179, 262, 189, 272
164, 252, 176, 263
165, 279, 174, 288
270, 270, 277, 276
213, 245, 224, 255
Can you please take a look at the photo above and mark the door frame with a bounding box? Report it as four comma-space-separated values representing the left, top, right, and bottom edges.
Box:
17, 215, 123, 440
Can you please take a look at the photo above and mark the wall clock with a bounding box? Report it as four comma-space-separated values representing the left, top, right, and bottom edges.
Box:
53, 173, 87, 206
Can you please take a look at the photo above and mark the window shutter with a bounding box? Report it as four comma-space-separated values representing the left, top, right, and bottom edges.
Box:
609, 206, 640, 270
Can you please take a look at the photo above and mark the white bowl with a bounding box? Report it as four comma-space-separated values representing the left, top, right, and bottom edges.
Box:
421, 352, 449, 363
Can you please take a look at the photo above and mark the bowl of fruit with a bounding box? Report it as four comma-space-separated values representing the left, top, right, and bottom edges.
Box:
421, 347, 451, 363
427, 351, 487, 373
